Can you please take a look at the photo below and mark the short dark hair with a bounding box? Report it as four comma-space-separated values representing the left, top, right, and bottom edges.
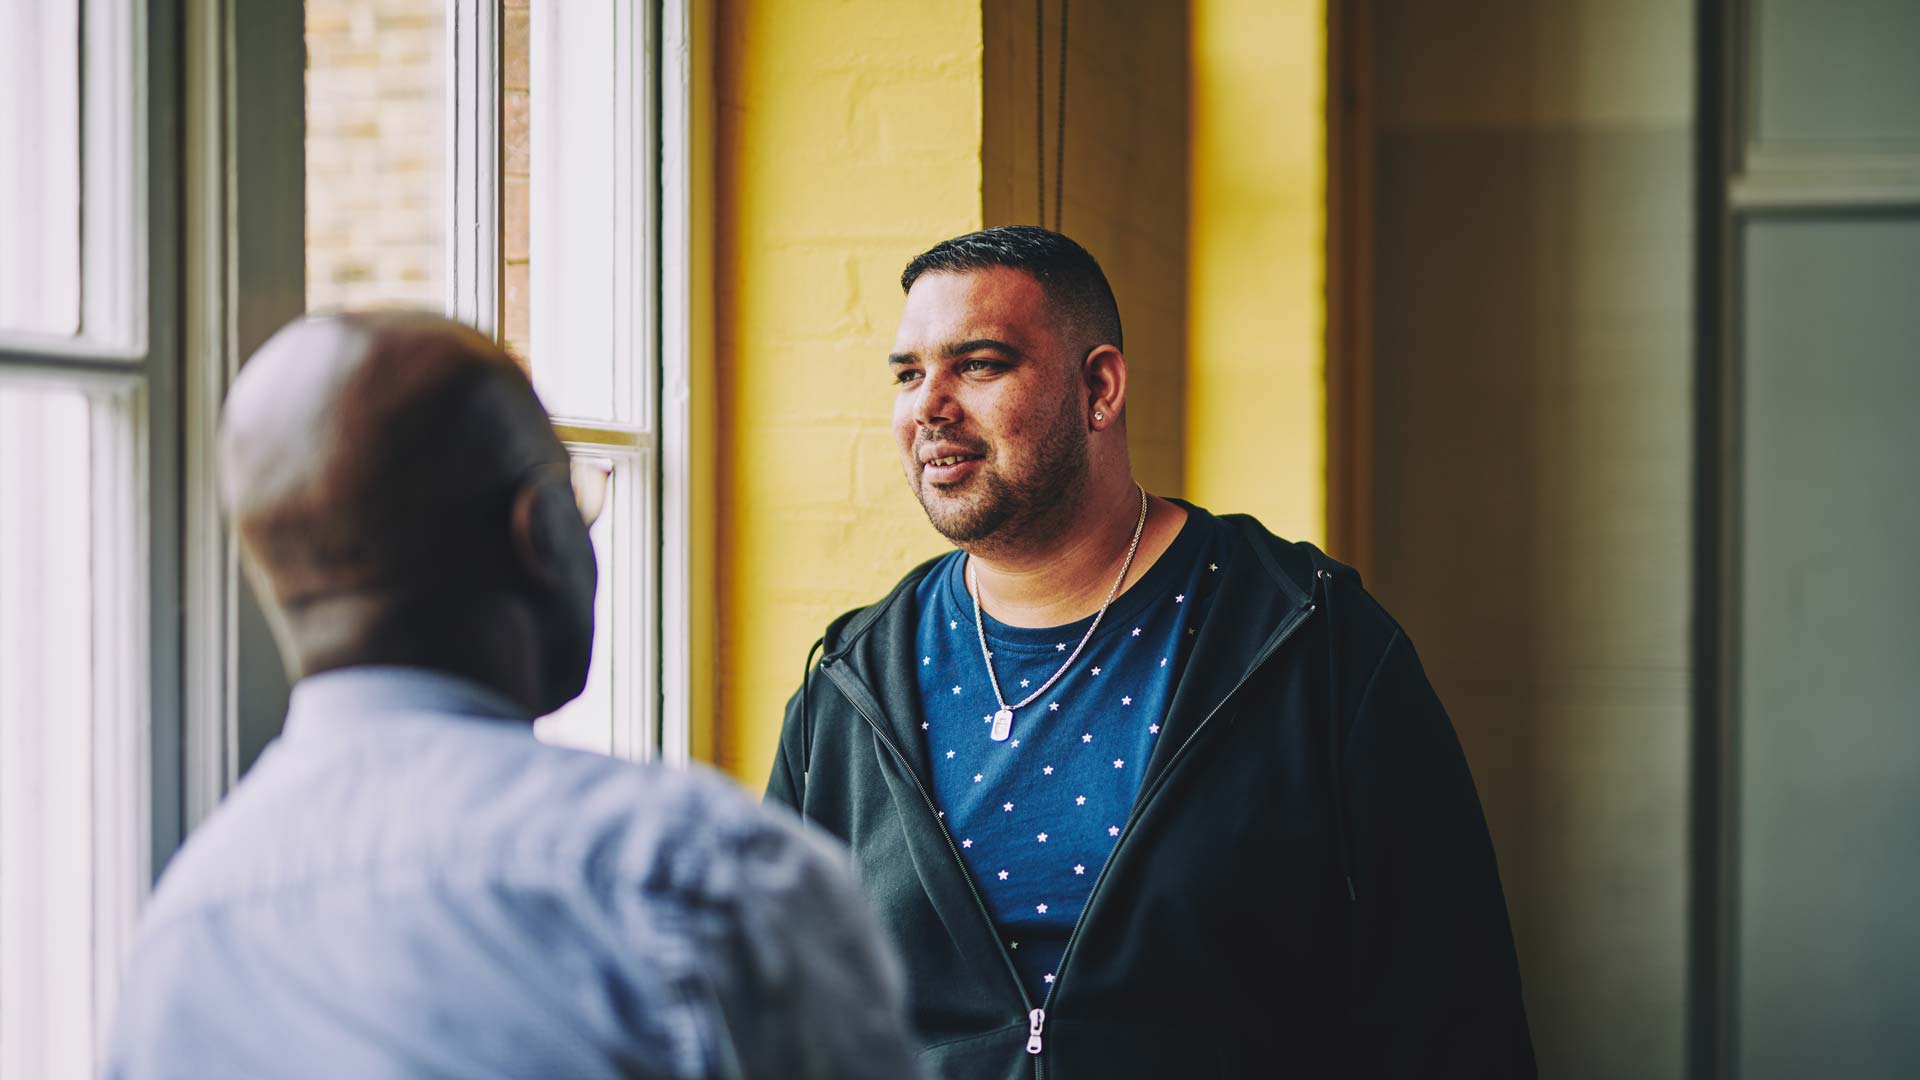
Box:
900, 225, 1123, 352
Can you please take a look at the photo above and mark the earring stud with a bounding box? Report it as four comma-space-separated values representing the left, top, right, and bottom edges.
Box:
1094, 410, 1105, 421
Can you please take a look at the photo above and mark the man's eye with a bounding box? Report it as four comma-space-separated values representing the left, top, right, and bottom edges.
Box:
961, 359, 1004, 374
893, 369, 923, 385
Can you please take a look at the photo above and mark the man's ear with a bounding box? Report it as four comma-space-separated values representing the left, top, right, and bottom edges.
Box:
507, 473, 583, 586
1084, 344, 1128, 430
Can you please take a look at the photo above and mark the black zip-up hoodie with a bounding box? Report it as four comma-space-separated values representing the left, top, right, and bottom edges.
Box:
767, 511, 1536, 1079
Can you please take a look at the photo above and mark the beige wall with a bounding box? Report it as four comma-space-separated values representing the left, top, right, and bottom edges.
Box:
1368, 3, 1695, 1075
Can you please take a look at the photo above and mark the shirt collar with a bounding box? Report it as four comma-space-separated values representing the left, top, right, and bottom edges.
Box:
284, 665, 535, 740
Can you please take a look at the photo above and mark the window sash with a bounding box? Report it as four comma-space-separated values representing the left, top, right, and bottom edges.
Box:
451, 1, 684, 762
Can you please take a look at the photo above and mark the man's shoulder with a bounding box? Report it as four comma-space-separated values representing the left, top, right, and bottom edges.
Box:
816, 549, 955, 653
145, 727, 832, 928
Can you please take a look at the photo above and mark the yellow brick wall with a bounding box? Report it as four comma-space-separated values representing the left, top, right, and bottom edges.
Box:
304, 0, 444, 311
711, 0, 985, 782
501, 0, 531, 360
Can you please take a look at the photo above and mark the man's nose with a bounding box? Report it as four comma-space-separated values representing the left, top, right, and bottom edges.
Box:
913, 370, 960, 428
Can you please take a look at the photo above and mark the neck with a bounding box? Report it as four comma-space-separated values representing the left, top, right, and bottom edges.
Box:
965, 474, 1155, 629
285, 589, 547, 716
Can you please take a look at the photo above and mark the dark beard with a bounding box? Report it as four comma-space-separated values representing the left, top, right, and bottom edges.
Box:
914, 390, 1088, 550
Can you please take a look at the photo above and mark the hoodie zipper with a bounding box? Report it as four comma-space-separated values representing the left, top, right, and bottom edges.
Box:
1032, 599, 1317, 1069
819, 662, 1042, 1036
824, 597, 1314, 1077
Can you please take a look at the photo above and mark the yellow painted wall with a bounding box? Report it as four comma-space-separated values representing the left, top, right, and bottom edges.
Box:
711, 0, 984, 783
1186, 0, 1326, 542
704, 0, 1330, 782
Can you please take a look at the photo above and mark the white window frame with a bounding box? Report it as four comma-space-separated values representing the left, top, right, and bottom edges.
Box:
447, 0, 692, 762
0, 0, 178, 1070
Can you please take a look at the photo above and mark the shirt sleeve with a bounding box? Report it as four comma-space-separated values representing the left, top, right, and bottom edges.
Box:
764, 683, 806, 811
1342, 628, 1538, 1078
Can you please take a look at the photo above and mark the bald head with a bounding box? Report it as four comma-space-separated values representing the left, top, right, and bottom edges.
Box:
222, 310, 596, 713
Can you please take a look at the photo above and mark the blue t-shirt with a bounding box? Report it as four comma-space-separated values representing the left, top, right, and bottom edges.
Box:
914, 504, 1234, 1002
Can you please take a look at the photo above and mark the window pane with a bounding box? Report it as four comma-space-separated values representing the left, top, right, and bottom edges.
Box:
0, 1, 82, 337
1737, 216, 1920, 1078
305, 0, 447, 311
0, 382, 145, 1076
1752, 0, 1920, 146
511, 0, 646, 426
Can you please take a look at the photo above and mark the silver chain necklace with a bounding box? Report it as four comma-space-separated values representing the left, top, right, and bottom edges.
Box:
969, 484, 1149, 742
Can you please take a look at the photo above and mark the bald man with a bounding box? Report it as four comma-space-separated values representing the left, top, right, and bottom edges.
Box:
107, 312, 919, 1079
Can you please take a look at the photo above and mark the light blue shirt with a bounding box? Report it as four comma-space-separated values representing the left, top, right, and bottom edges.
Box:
108, 666, 919, 1080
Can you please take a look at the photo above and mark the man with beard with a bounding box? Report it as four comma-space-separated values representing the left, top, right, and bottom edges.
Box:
766, 227, 1535, 1078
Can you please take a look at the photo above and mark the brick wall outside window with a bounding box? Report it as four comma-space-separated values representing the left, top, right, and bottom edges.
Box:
305, 0, 446, 312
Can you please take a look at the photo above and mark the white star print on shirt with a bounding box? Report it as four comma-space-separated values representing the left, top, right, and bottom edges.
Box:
1036, 903, 1048, 915
946, 750, 955, 759
1011, 739, 1020, 747
1074, 864, 1085, 875
1160, 657, 1168, 667
1003, 802, 1014, 812
1121, 696, 1132, 705
1108, 825, 1120, 837
923, 656, 930, 665
921, 722, 929, 730
962, 839, 973, 848
1131, 627, 1142, 636
1075, 795, 1086, 806
1020, 678, 1030, 687
1055, 642, 1067, 651
1081, 733, 1092, 743
1175, 594, 1185, 603
1091, 666, 1101, 676
1010, 942, 1019, 949
950, 620, 957, 630
1114, 759, 1125, 769
973, 773, 983, 782
1048, 702, 1059, 712
998, 870, 1009, 880
1037, 833, 1048, 843
1042, 765, 1054, 775
1043, 972, 1055, 984
1149, 723, 1161, 734
951, 685, 961, 694
1209, 563, 1218, 572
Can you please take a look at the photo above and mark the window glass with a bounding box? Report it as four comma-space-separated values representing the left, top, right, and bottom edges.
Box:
305, 0, 447, 311
519, 0, 633, 424
0, 382, 144, 1076
0, 1, 82, 338
1752, 0, 1920, 147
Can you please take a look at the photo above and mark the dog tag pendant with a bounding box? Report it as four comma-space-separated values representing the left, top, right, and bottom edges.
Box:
990, 708, 1014, 741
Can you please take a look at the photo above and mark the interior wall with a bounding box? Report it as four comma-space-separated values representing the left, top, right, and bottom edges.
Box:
711, 0, 982, 783
981, 0, 1191, 498
1186, 0, 1325, 541
1367, 3, 1694, 1076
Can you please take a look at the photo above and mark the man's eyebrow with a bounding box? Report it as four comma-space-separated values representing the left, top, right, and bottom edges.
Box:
887, 339, 1022, 366
942, 338, 1022, 359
